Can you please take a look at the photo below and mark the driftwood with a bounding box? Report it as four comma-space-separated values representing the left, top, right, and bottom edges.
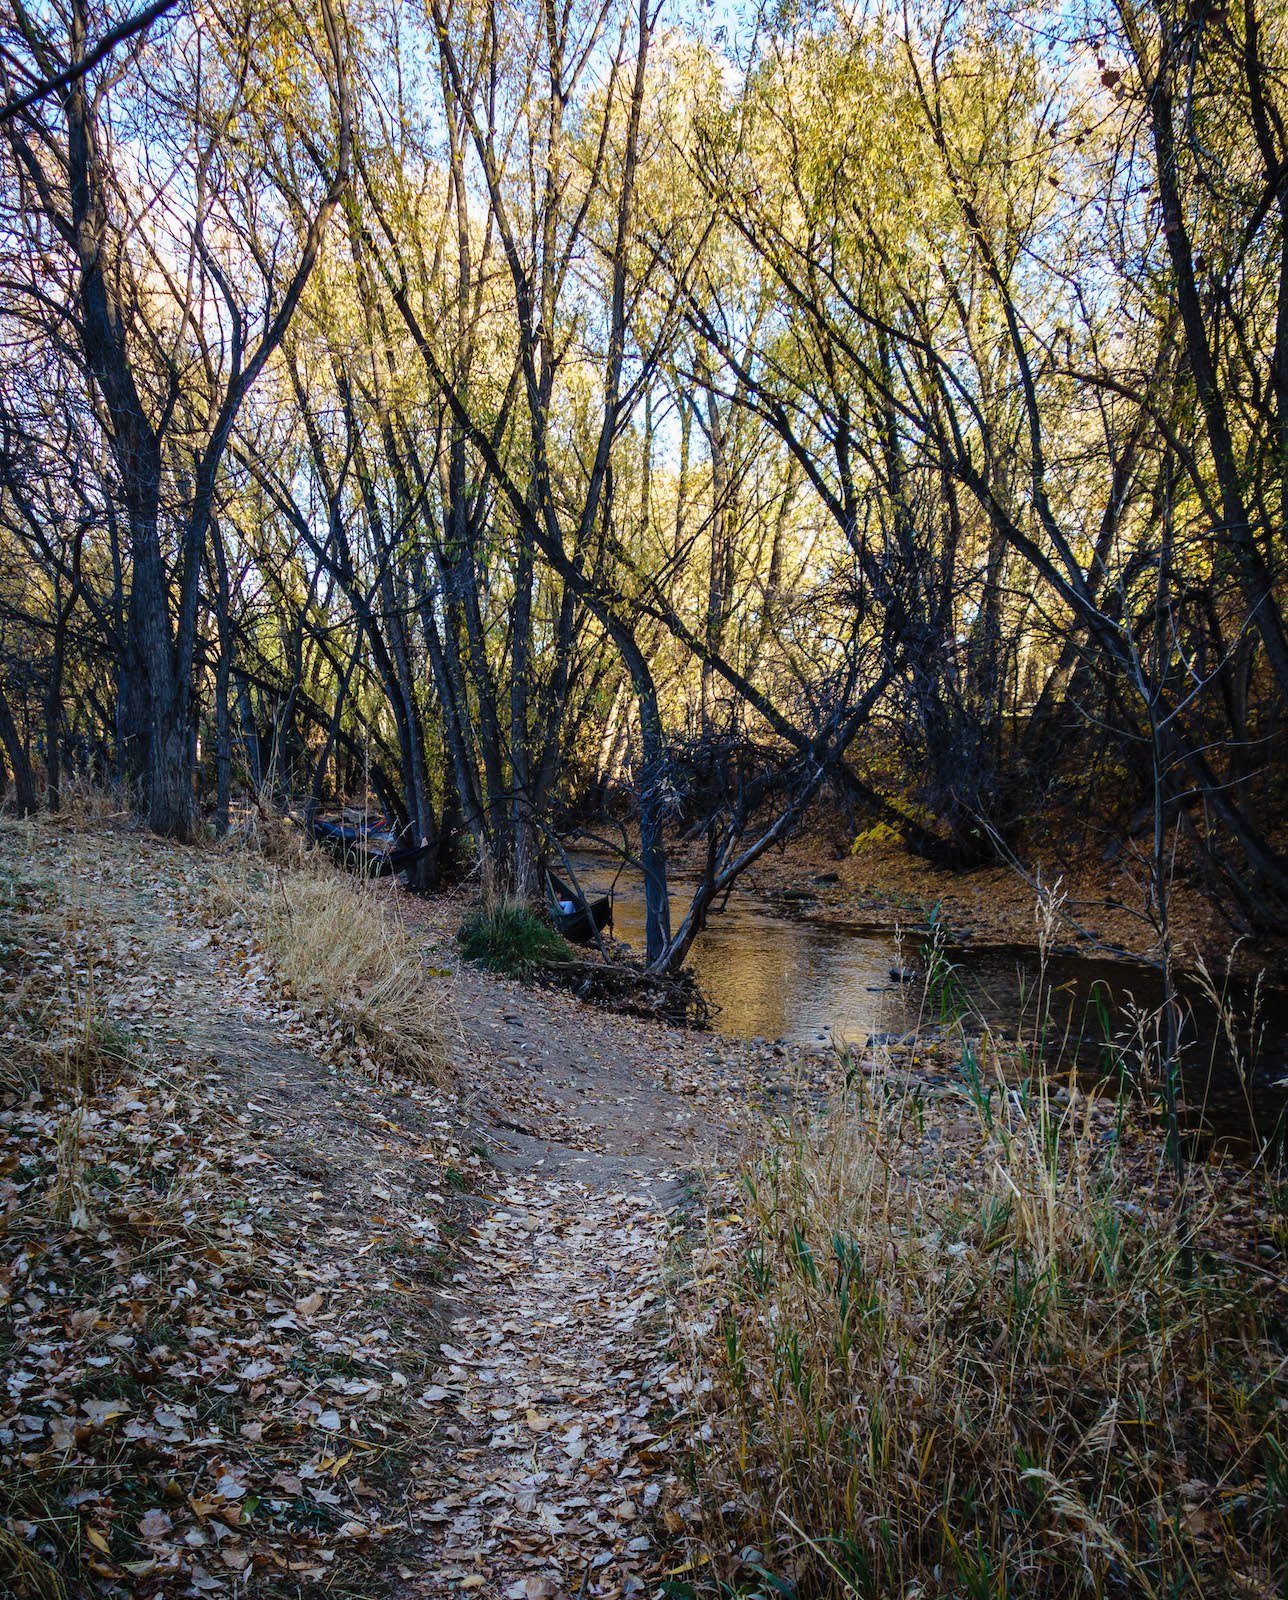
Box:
538, 958, 711, 1028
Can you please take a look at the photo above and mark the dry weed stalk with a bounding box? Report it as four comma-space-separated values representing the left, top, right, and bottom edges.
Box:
47, 1100, 90, 1230
681, 1055, 1287, 1599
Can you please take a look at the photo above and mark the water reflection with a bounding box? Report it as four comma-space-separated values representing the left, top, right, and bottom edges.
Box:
568, 854, 1288, 1150
572, 856, 915, 1046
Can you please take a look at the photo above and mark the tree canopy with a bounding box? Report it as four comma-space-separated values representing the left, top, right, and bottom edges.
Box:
2, 0, 1286, 958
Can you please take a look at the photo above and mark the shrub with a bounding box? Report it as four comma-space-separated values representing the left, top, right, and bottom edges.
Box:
456, 900, 574, 980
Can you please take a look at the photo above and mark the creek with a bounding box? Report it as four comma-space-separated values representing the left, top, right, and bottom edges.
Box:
567, 853, 1288, 1153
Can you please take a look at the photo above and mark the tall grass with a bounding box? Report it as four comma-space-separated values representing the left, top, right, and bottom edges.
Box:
680, 1049, 1287, 1597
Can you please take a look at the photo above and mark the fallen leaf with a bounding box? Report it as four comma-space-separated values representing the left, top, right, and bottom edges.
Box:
81, 1399, 130, 1427
138, 1509, 172, 1541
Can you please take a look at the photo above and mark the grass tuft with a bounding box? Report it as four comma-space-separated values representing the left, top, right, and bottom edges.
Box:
0, 1526, 69, 1600
264, 871, 452, 1085
456, 899, 574, 980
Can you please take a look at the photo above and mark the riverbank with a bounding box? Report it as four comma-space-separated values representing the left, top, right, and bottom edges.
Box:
656, 808, 1288, 978
0, 818, 833, 1598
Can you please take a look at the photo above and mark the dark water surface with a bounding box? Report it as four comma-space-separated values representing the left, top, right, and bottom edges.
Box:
567, 854, 1288, 1151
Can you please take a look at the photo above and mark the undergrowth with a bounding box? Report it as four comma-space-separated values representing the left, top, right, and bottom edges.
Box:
679, 1056, 1288, 1599
456, 899, 574, 980
194, 850, 453, 1088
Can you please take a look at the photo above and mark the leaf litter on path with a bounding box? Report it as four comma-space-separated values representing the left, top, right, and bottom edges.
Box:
0, 823, 708, 1599
405, 1175, 692, 1599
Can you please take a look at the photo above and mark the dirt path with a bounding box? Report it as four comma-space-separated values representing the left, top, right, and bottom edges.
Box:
341, 892, 782, 1598
195, 876, 781, 1600
3, 828, 774, 1598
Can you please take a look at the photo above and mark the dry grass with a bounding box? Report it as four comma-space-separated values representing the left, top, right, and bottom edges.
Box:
219, 797, 313, 866
679, 1052, 1288, 1600
186, 826, 454, 1087
54, 773, 132, 824
261, 868, 452, 1086
0, 1526, 69, 1600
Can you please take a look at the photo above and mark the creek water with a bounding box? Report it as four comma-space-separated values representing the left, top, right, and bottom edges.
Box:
566, 854, 1288, 1152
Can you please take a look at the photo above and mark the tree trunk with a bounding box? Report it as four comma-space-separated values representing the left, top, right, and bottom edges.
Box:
46, 530, 85, 813
613, 645, 671, 964
308, 625, 364, 826
510, 531, 538, 902
116, 582, 151, 796
700, 371, 734, 737
148, 709, 195, 838
44, 682, 61, 813
0, 678, 38, 816
214, 648, 232, 838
